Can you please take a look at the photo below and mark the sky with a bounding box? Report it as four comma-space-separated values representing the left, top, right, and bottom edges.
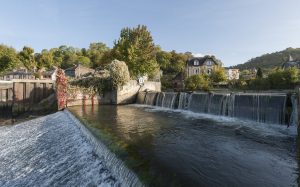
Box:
0, 0, 299, 66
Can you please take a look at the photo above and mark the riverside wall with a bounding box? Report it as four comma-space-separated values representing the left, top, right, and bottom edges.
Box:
0, 79, 57, 116
66, 80, 161, 106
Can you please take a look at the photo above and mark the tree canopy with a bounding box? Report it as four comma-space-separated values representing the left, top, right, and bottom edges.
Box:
112, 25, 158, 78
0, 45, 20, 73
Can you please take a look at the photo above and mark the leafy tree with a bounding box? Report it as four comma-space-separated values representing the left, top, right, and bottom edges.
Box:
112, 25, 158, 78
256, 67, 263, 78
210, 67, 227, 83
267, 67, 298, 89
0, 45, 20, 73
185, 74, 210, 91
19, 46, 36, 71
87, 42, 110, 68
156, 46, 172, 70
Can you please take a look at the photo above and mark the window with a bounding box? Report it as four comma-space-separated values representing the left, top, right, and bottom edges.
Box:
194, 60, 199, 66
207, 69, 212, 75
206, 60, 213, 66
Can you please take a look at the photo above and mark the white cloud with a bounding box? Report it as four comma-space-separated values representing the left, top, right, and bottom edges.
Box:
192, 53, 204, 57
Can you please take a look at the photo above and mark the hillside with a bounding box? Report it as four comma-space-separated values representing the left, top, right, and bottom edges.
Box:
231, 48, 300, 70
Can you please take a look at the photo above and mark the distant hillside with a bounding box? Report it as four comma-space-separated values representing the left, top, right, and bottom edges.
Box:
231, 48, 300, 70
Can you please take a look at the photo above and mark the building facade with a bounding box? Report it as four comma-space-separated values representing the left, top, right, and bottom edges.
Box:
185, 56, 220, 78
225, 68, 240, 80
64, 64, 95, 78
0, 69, 35, 81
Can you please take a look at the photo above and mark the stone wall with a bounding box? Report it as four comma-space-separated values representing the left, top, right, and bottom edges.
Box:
66, 80, 161, 106
116, 80, 161, 104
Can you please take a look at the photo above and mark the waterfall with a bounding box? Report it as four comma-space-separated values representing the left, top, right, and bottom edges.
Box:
156, 92, 164, 107
178, 93, 190, 110
188, 93, 210, 113
144, 92, 158, 106
137, 91, 298, 126
65, 110, 143, 187
230, 93, 287, 124
155, 92, 177, 108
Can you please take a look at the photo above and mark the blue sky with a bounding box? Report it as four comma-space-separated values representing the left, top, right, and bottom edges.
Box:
0, 0, 299, 66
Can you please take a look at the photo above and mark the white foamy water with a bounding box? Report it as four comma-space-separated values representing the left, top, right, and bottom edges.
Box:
0, 112, 119, 187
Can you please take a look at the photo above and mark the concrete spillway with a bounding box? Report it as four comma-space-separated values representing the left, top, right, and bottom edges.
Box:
0, 111, 142, 187
138, 91, 298, 126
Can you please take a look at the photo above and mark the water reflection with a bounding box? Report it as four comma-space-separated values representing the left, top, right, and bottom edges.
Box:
70, 105, 298, 187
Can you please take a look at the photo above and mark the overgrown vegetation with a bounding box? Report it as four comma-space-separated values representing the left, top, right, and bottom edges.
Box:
70, 60, 130, 93
230, 67, 299, 90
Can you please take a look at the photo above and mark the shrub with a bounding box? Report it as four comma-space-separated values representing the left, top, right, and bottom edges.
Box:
185, 74, 211, 91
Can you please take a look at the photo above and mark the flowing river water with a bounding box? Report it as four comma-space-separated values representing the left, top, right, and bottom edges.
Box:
69, 104, 298, 187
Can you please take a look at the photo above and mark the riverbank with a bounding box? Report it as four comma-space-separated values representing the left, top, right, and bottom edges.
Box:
0, 111, 119, 186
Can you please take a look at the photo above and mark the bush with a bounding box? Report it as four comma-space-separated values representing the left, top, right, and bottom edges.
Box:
108, 59, 130, 88
185, 74, 211, 91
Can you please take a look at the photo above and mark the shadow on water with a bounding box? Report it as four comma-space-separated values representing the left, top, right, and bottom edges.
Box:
70, 105, 299, 187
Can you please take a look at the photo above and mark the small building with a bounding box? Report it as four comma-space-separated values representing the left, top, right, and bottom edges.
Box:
225, 68, 240, 80
0, 69, 35, 81
64, 64, 95, 78
41, 68, 57, 81
282, 55, 300, 69
185, 56, 221, 78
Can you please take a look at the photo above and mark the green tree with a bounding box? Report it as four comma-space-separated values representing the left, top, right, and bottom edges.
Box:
88, 42, 110, 68
210, 67, 227, 83
156, 46, 171, 70
0, 45, 20, 73
267, 67, 298, 89
19, 46, 36, 71
112, 25, 158, 78
256, 67, 263, 78
185, 74, 210, 91
168, 50, 187, 73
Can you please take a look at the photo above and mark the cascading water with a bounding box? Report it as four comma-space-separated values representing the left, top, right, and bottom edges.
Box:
137, 91, 297, 126
230, 93, 287, 124
178, 92, 190, 110
160, 92, 177, 108
144, 92, 158, 106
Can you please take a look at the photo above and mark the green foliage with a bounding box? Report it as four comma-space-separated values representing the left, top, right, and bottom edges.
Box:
185, 74, 211, 91
0, 45, 20, 72
267, 67, 298, 89
112, 25, 158, 78
232, 67, 299, 90
88, 42, 110, 68
233, 47, 300, 70
256, 67, 263, 78
19, 46, 36, 70
156, 47, 172, 70
70, 60, 130, 93
108, 60, 130, 89
209, 67, 227, 83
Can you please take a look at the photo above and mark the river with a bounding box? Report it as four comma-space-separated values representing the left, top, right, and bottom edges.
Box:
69, 104, 298, 187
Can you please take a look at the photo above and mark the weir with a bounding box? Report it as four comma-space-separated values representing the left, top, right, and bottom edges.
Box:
138, 91, 298, 126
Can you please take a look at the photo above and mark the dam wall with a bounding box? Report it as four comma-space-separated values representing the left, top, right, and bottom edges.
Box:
137, 91, 298, 126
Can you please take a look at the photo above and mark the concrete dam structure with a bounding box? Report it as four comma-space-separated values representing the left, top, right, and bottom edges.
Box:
137, 91, 298, 126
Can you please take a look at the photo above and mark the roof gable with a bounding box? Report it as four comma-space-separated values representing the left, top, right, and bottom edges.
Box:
187, 56, 220, 67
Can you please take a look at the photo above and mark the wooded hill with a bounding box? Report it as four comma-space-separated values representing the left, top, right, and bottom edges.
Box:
231, 47, 300, 70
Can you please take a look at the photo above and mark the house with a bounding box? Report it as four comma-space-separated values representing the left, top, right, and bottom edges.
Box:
282, 55, 300, 69
41, 68, 57, 81
185, 56, 221, 78
0, 69, 35, 81
225, 68, 240, 80
64, 64, 95, 78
